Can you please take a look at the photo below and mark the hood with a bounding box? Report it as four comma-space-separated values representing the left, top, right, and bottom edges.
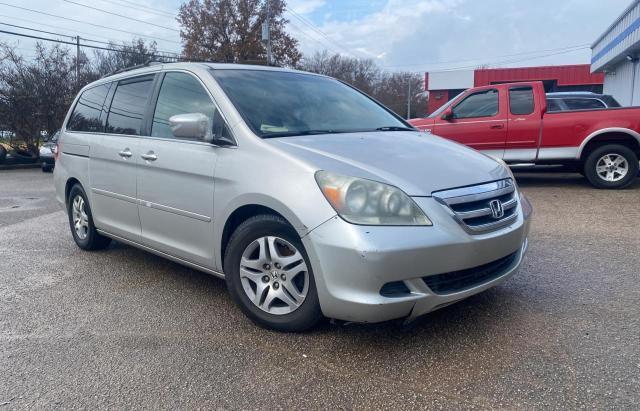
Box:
265, 131, 509, 196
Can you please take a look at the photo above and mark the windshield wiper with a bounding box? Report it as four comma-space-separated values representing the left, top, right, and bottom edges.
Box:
374, 126, 416, 132
262, 129, 351, 138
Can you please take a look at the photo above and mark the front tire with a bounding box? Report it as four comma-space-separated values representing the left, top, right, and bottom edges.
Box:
583, 144, 638, 189
223, 214, 323, 332
67, 184, 111, 250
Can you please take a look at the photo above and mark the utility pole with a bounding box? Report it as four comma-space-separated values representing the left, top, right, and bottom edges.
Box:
262, 0, 272, 65
407, 78, 411, 120
76, 36, 80, 82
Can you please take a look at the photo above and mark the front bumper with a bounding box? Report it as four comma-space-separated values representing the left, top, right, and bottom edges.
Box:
41, 156, 55, 165
302, 195, 531, 323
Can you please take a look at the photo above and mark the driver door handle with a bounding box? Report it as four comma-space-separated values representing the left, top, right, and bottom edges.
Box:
118, 149, 132, 158
490, 124, 504, 129
141, 151, 158, 161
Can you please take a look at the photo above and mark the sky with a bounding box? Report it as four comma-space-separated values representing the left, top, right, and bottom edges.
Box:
0, 0, 633, 73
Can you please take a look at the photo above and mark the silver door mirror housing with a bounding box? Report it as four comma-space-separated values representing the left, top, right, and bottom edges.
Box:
169, 113, 213, 142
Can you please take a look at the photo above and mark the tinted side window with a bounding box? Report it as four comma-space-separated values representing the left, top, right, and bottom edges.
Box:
106, 78, 154, 135
453, 89, 499, 119
509, 87, 534, 115
67, 84, 110, 132
563, 98, 605, 110
151, 72, 216, 138
546, 99, 562, 112
602, 96, 621, 107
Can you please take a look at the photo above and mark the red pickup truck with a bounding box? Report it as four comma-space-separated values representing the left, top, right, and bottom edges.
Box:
409, 81, 640, 189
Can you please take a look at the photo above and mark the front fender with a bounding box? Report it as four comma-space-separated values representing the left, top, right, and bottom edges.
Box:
213, 192, 336, 271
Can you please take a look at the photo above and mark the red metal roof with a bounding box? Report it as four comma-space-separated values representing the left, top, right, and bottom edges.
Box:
474, 64, 604, 87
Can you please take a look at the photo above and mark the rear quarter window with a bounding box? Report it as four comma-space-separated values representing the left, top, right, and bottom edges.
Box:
67, 84, 111, 132
563, 98, 606, 110
546, 99, 563, 112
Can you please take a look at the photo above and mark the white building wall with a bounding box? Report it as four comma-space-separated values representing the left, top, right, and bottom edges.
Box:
603, 58, 640, 106
429, 70, 474, 90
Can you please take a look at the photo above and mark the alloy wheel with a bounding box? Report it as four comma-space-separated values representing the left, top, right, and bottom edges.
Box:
595, 153, 629, 182
239, 236, 309, 315
72, 195, 89, 240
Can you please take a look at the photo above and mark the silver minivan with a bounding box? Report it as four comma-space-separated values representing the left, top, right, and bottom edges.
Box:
54, 63, 532, 331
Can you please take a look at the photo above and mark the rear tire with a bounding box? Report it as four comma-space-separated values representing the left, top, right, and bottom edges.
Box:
223, 214, 323, 332
67, 184, 111, 250
583, 144, 638, 189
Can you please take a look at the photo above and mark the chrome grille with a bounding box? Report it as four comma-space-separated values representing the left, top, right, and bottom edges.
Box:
433, 179, 518, 234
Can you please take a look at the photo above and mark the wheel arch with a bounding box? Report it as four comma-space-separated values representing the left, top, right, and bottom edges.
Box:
218, 196, 311, 270
65, 177, 83, 205
578, 128, 640, 160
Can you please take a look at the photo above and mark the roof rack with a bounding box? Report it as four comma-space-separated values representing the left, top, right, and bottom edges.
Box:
102, 60, 165, 78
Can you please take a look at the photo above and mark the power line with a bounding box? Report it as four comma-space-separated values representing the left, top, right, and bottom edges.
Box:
93, 0, 176, 18
287, 21, 343, 56
382, 44, 591, 69
0, 2, 181, 45
0, 13, 136, 44
0, 22, 74, 39
0, 28, 179, 59
106, 0, 177, 17
0, 21, 179, 55
286, 8, 364, 58
428, 46, 590, 73
62, 0, 180, 32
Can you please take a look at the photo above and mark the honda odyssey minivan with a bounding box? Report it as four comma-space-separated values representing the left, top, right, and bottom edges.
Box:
54, 63, 532, 331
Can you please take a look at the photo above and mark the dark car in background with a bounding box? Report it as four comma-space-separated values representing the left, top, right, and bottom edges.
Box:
546, 92, 621, 112
0, 141, 39, 167
0, 132, 59, 171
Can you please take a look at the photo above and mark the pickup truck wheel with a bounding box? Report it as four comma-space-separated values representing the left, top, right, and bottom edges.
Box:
583, 144, 639, 189
223, 214, 323, 332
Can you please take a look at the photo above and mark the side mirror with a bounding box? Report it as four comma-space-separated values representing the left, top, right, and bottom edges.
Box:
169, 113, 213, 142
441, 108, 454, 121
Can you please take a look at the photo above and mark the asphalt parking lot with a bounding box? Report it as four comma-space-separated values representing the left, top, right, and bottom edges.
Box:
1, 169, 638, 409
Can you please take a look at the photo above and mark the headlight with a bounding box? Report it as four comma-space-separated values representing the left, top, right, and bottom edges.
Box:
315, 171, 432, 226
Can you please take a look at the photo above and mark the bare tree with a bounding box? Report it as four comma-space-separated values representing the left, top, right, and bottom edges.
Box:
302, 50, 381, 95
302, 51, 426, 118
178, 0, 301, 66
377, 71, 427, 119
91, 39, 163, 78
0, 43, 77, 154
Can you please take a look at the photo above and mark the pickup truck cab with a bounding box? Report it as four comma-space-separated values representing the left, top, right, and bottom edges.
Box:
409, 81, 640, 188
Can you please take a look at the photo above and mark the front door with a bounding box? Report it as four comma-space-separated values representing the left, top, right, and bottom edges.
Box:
136, 71, 219, 267
432, 87, 507, 159
89, 76, 155, 242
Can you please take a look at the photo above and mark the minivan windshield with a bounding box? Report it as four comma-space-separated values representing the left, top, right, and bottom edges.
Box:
210, 69, 411, 138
